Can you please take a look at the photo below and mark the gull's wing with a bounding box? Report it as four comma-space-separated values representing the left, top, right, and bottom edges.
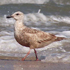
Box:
23, 27, 57, 43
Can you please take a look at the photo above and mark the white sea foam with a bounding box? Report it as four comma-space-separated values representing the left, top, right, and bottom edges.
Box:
51, 16, 70, 24
0, 0, 70, 5
25, 13, 38, 22
42, 54, 70, 63
55, 31, 70, 38
62, 31, 70, 37
0, 0, 48, 5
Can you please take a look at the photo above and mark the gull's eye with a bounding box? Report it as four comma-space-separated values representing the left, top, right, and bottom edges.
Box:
16, 13, 19, 15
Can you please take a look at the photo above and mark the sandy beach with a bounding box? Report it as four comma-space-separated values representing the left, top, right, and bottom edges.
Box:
0, 60, 70, 70
0, 56, 70, 70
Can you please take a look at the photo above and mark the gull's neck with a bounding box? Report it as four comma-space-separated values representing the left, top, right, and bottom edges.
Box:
15, 20, 26, 31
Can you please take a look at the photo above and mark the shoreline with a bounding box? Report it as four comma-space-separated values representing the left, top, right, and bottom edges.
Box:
0, 60, 70, 70
0, 56, 70, 70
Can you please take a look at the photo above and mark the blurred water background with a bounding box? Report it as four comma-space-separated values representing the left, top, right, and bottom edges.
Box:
0, 0, 70, 62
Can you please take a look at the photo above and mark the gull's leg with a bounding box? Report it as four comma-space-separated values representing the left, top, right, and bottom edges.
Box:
22, 49, 31, 61
34, 49, 39, 61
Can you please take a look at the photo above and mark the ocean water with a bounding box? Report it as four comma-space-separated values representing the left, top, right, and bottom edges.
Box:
0, 2, 70, 62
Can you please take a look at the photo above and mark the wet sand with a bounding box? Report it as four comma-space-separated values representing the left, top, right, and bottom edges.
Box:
0, 56, 70, 70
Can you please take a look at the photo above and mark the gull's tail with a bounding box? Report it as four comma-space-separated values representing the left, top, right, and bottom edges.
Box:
55, 37, 66, 41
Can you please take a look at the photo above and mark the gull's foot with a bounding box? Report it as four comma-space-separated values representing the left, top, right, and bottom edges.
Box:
36, 59, 40, 61
21, 58, 25, 61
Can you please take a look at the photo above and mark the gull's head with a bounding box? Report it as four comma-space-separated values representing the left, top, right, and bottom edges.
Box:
7, 11, 24, 20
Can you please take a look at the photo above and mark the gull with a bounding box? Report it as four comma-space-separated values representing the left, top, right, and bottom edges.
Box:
7, 11, 66, 61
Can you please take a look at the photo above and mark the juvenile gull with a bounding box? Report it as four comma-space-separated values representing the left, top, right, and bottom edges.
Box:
7, 11, 65, 61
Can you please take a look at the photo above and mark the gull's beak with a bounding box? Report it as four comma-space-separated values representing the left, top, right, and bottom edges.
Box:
6, 15, 13, 18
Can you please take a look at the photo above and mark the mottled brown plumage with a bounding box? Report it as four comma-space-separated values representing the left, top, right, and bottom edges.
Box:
7, 11, 65, 61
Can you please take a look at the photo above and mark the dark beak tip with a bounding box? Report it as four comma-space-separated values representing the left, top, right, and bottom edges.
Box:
6, 16, 12, 18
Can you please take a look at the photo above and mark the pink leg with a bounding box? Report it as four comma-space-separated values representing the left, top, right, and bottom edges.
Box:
22, 49, 31, 61
34, 49, 39, 61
